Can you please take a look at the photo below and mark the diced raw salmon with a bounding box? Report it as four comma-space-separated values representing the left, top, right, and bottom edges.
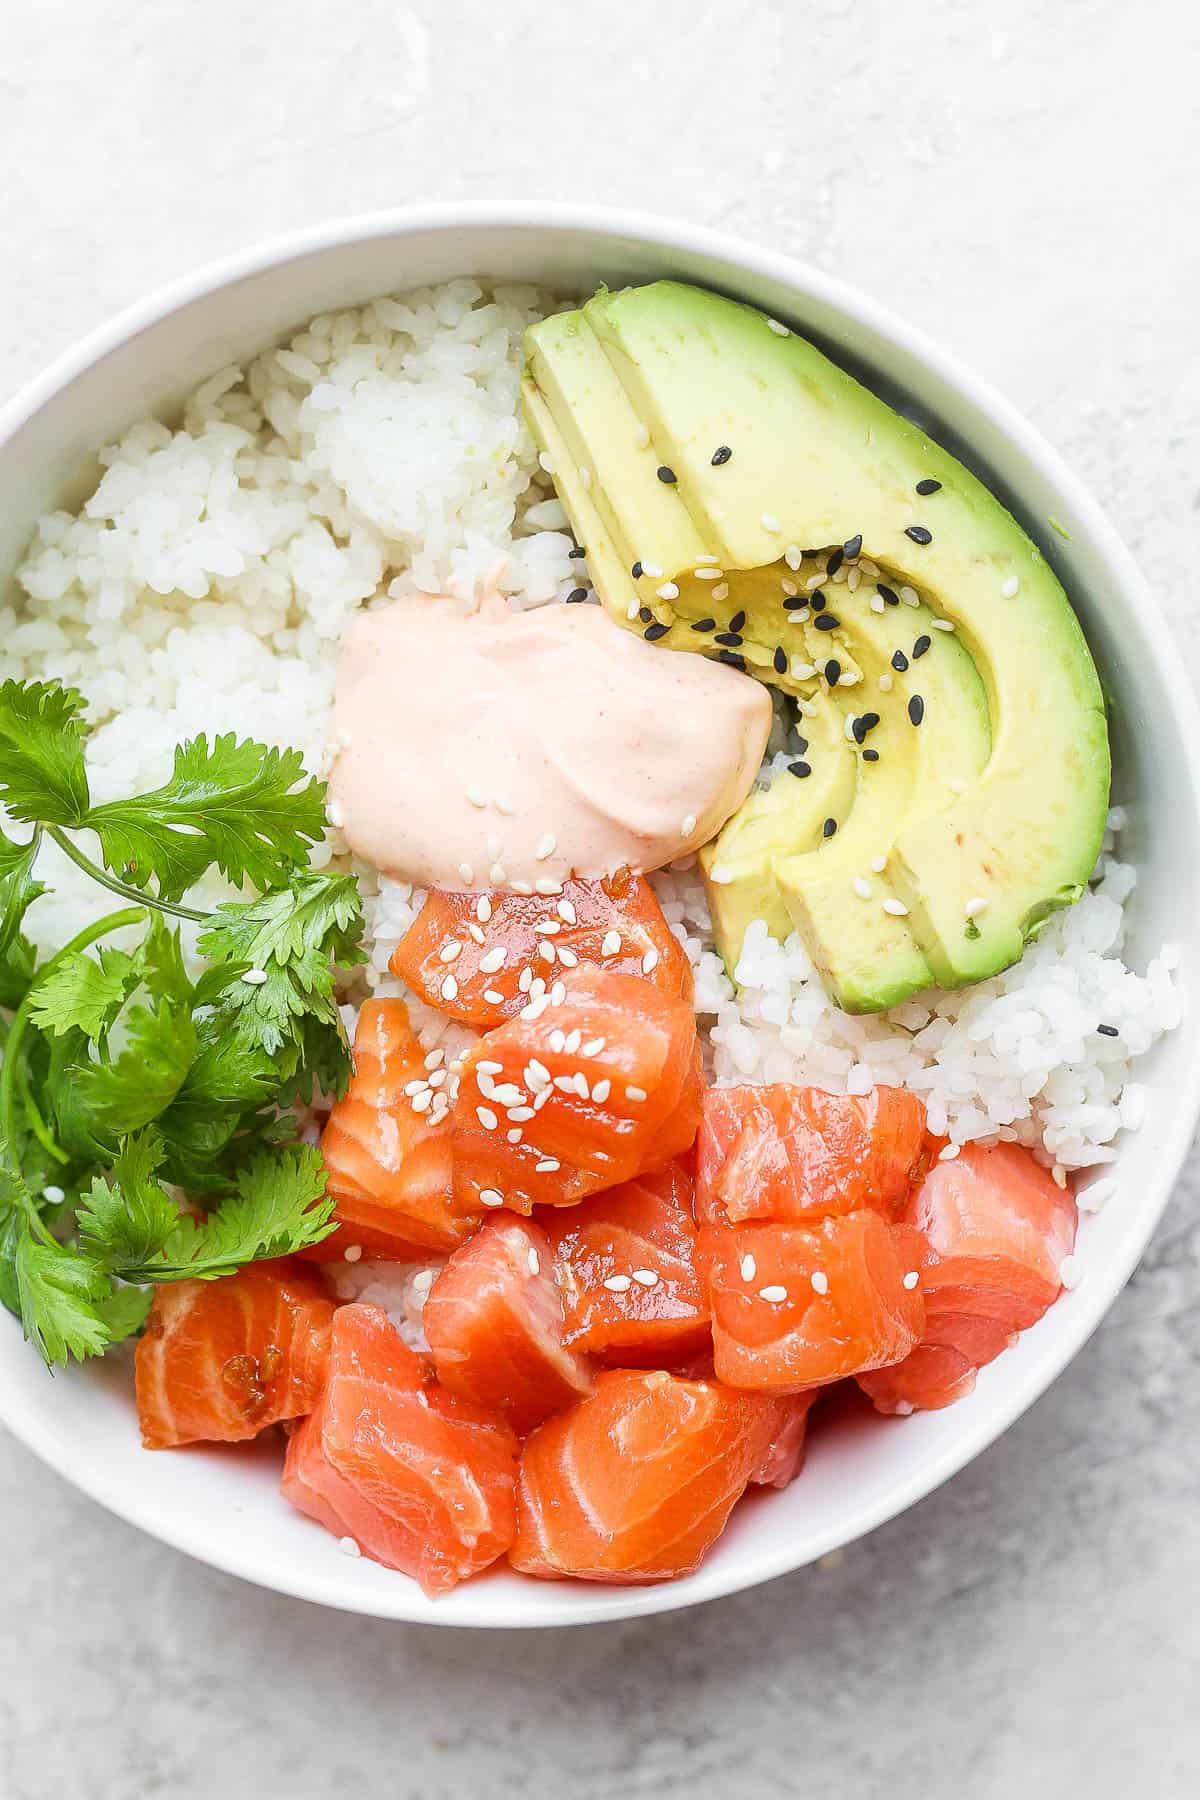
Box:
423, 1216, 593, 1434
859, 1141, 1078, 1413
541, 1161, 710, 1362
319, 997, 479, 1255
390, 870, 692, 1028
510, 1369, 778, 1583
749, 1392, 819, 1489
699, 1211, 924, 1390
452, 964, 702, 1214
135, 1259, 334, 1450
281, 1304, 518, 1594
697, 1084, 929, 1227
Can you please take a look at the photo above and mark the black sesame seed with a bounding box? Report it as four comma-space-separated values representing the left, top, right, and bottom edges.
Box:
567, 587, 589, 604
631, 561, 644, 580
822, 817, 838, 839
905, 525, 933, 545
912, 634, 932, 659
729, 609, 747, 633
773, 646, 788, 674
714, 631, 744, 648
711, 445, 733, 466
826, 547, 844, 577
824, 659, 842, 684
851, 716, 868, 744
1097, 1023, 1120, 1038
644, 622, 670, 642
908, 695, 925, 726
814, 613, 840, 631
718, 649, 747, 671
891, 650, 909, 672
691, 617, 716, 633
810, 590, 827, 612
859, 711, 881, 734
862, 748, 880, 762
657, 466, 677, 484
783, 596, 807, 612
843, 533, 863, 559
569, 545, 587, 558
878, 583, 901, 607
638, 606, 653, 623
794, 736, 809, 754
915, 478, 942, 496
788, 760, 812, 779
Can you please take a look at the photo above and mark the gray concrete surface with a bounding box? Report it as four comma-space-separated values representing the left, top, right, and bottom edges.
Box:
2, 0, 1198, 1794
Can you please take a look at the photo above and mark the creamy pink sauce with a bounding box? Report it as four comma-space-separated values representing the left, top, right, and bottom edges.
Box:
328, 594, 771, 891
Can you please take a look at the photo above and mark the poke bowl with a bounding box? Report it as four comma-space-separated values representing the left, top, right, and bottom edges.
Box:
0, 204, 1195, 1629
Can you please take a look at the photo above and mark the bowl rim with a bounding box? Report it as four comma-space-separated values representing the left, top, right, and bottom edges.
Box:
2, 199, 1198, 1629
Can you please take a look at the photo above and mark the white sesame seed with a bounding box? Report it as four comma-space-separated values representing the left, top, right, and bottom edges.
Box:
766, 317, 790, 335
626, 600, 639, 620
634, 421, 651, 448
1058, 1252, 1082, 1288
558, 945, 579, 967
642, 948, 660, 975
475, 1105, 499, 1130
1052, 1163, 1068, 1190
533, 1085, 553, 1109
491, 1083, 526, 1108
441, 974, 459, 1001
882, 898, 909, 917
694, 566, 724, 580
642, 562, 664, 580
518, 967, 533, 993
549, 1029, 566, 1053
591, 1078, 612, 1104
740, 1253, 757, 1281
476, 895, 492, 923
573, 1072, 591, 1099
939, 1142, 960, 1161
465, 786, 487, 809
506, 1127, 522, 1144
847, 567, 861, 591
838, 671, 860, 686
527, 1248, 541, 1276
785, 544, 803, 570
539, 940, 556, 964
870, 855, 887, 873
535, 1158, 560, 1173
680, 814, 697, 838
557, 898, 577, 925
425, 1049, 446, 1071
601, 930, 621, 957
241, 968, 269, 986
428, 1070, 446, 1088
411, 1091, 433, 1114
538, 450, 556, 475
483, 988, 504, 1005
1002, 576, 1020, 598
328, 801, 345, 828
552, 1075, 576, 1094
489, 863, 506, 885
626, 1086, 647, 1103
404, 1079, 428, 1097
903, 1270, 920, 1290
468, 922, 486, 945
781, 578, 799, 597
458, 862, 474, 884
805, 572, 824, 591
507, 1106, 535, 1122
535, 878, 562, 896
707, 866, 733, 884
525, 1059, 551, 1089
791, 658, 816, 678
965, 896, 988, 918
712, 582, 730, 602
534, 919, 561, 936
877, 672, 893, 692
657, 582, 679, 601
631, 1268, 659, 1287
853, 877, 872, 899
550, 982, 567, 1005
758, 1285, 788, 1303
343, 1244, 363, 1263
604, 1274, 633, 1293
535, 833, 557, 861
844, 714, 858, 743
810, 1271, 830, 1296
439, 940, 463, 964
339, 1536, 362, 1558
900, 586, 920, 607
870, 594, 886, 614
582, 1037, 606, 1056
477, 947, 507, 975
761, 512, 781, 532
931, 618, 955, 632
860, 560, 880, 580
480, 1189, 504, 1208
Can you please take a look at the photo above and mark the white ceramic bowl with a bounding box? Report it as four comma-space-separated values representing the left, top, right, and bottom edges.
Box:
1, 205, 1197, 1629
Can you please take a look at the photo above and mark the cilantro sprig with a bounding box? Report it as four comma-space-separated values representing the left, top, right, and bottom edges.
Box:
0, 679, 357, 1366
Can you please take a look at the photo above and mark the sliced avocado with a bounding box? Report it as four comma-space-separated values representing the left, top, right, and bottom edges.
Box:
523, 281, 1109, 1013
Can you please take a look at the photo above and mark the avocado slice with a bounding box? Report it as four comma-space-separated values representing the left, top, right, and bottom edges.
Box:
523, 282, 1110, 1012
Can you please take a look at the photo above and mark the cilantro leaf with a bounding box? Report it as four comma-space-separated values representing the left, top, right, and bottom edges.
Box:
72, 998, 198, 1136
94, 1281, 153, 1342
85, 1143, 335, 1282
0, 931, 37, 1011
27, 944, 141, 1041
198, 872, 363, 1073
0, 681, 90, 827
76, 1132, 180, 1267
0, 827, 45, 958
84, 734, 327, 902
153, 1014, 295, 1192
14, 1233, 114, 1365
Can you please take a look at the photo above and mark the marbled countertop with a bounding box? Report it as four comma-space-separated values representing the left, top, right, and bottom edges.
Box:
2, 1, 1198, 1793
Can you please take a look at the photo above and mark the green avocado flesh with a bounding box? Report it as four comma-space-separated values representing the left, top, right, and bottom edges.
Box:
522, 281, 1110, 1013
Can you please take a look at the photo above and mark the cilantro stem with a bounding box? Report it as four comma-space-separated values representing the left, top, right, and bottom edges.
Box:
0, 907, 146, 1159
15, 1058, 70, 1166
46, 826, 207, 924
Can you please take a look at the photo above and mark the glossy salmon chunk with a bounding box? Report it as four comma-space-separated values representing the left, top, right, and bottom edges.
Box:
391, 871, 691, 1028
542, 1161, 710, 1362
452, 964, 702, 1214
510, 1369, 779, 1584
423, 1215, 593, 1434
859, 1141, 1077, 1413
135, 1259, 334, 1449
696, 1084, 929, 1227
281, 1303, 518, 1594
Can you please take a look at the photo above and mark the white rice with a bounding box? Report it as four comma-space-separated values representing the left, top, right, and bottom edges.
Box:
2, 280, 1180, 1200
